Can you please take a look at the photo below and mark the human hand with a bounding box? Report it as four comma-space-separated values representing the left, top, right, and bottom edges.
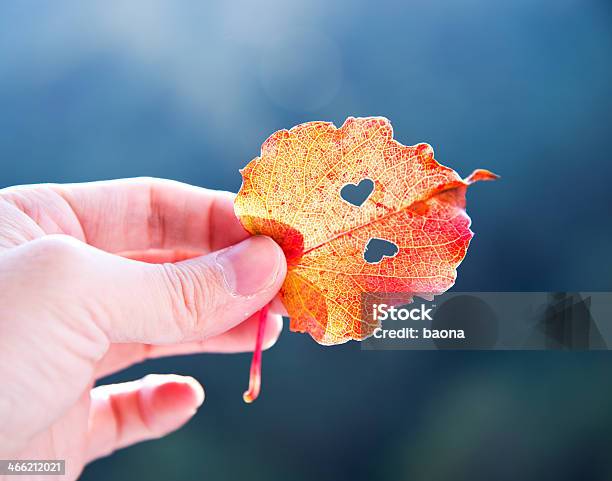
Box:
0, 178, 287, 479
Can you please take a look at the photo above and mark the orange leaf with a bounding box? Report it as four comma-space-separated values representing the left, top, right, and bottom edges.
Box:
235, 117, 496, 345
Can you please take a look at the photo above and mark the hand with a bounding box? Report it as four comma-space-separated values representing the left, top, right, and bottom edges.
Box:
0, 178, 287, 479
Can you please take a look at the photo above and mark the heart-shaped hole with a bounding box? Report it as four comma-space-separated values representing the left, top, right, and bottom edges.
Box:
340, 178, 374, 207
364, 238, 399, 263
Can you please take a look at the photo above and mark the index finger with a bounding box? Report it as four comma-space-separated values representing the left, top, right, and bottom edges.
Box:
5, 177, 249, 254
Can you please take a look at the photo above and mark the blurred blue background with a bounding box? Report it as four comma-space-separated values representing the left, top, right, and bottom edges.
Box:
1, 1, 612, 479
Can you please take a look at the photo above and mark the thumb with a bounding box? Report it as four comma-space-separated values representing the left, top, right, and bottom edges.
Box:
104, 235, 287, 343
21, 234, 286, 344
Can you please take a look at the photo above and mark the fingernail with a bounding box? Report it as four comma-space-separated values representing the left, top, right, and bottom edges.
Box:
215, 236, 283, 297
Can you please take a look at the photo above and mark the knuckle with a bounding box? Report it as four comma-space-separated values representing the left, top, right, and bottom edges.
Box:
158, 263, 216, 337
5, 235, 88, 306
134, 176, 163, 190
135, 176, 172, 192
27, 235, 84, 273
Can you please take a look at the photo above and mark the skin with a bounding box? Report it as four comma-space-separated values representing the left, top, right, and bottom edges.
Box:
0, 177, 287, 480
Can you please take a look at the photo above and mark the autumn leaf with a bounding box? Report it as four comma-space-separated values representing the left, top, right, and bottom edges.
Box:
235, 116, 496, 401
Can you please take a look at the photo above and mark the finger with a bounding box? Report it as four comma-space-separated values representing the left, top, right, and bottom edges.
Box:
20, 233, 286, 344
3, 177, 248, 253
86, 374, 204, 462
118, 248, 205, 263
95, 313, 283, 378
270, 295, 289, 317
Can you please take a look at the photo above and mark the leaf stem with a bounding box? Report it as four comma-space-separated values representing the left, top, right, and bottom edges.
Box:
243, 304, 269, 403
